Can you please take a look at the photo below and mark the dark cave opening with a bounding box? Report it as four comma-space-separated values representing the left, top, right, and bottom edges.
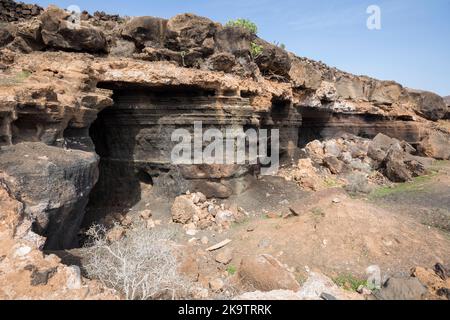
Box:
83, 99, 145, 227
83, 84, 221, 227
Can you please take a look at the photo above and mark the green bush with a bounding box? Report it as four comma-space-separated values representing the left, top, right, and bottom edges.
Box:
250, 42, 263, 59
334, 274, 367, 292
226, 265, 237, 275
225, 18, 258, 34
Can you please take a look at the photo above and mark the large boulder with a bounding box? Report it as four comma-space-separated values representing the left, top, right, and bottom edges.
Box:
166, 13, 218, 51
368, 133, 400, 166
384, 148, 414, 182
7, 19, 45, 53
214, 25, 253, 57
406, 89, 447, 121
121, 16, 168, 49
254, 39, 291, 78
368, 80, 403, 105
375, 277, 427, 300
238, 254, 301, 292
367, 133, 427, 182
323, 156, 345, 174
0, 143, 99, 250
171, 195, 202, 224
335, 75, 367, 101
40, 7, 107, 53
0, 25, 14, 47
418, 131, 450, 160
288, 56, 323, 89
203, 52, 236, 73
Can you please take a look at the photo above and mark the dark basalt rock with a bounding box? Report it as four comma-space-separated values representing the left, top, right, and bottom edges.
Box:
0, 25, 15, 47
214, 25, 254, 57
406, 89, 447, 121
40, 7, 107, 53
254, 39, 291, 78
121, 16, 168, 49
166, 13, 218, 51
0, 142, 99, 250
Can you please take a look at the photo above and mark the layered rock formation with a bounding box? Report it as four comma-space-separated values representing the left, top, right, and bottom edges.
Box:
0, 3, 449, 252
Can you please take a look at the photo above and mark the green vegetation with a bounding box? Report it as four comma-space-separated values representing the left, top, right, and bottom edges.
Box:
323, 176, 341, 188
226, 265, 237, 275
0, 70, 32, 86
310, 207, 325, 223
311, 207, 325, 217
334, 274, 367, 292
16, 70, 32, 81
224, 19, 263, 59
225, 18, 258, 34
250, 42, 263, 59
369, 171, 438, 199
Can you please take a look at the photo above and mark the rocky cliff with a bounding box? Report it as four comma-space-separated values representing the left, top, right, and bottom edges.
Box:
0, 3, 449, 253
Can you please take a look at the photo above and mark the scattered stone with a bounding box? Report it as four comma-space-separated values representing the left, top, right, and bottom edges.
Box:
139, 210, 152, 220
375, 277, 427, 300
215, 248, 233, 265
200, 236, 209, 245
215, 210, 235, 226
14, 246, 31, 258
257, 239, 271, 249
238, 254, 300, 292
206, 239, 232, 252
29, 267, 57, 286
172, 195, 202, 224
146, 219, 156, 229
120, 215, 133, 227
320, 292, 337, 300
297, 272, 361, 300
66, 266, 82, 290
185, 227, 198, 236
209, 278, 224, 292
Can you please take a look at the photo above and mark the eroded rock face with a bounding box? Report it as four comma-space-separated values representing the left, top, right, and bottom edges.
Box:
0, 142, 99, 249
0, 185, 118, 300
0, 3, 448, 252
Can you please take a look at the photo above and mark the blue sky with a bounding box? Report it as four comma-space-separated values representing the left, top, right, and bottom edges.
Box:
33, 0, 450, 96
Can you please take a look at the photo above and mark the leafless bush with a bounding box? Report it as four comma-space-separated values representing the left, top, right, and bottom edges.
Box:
344, 172, 373, 194
84, 225, 189, 300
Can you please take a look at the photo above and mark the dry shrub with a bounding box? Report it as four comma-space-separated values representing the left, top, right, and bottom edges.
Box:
344, 172, 373, 194
84, 225, 189, 300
